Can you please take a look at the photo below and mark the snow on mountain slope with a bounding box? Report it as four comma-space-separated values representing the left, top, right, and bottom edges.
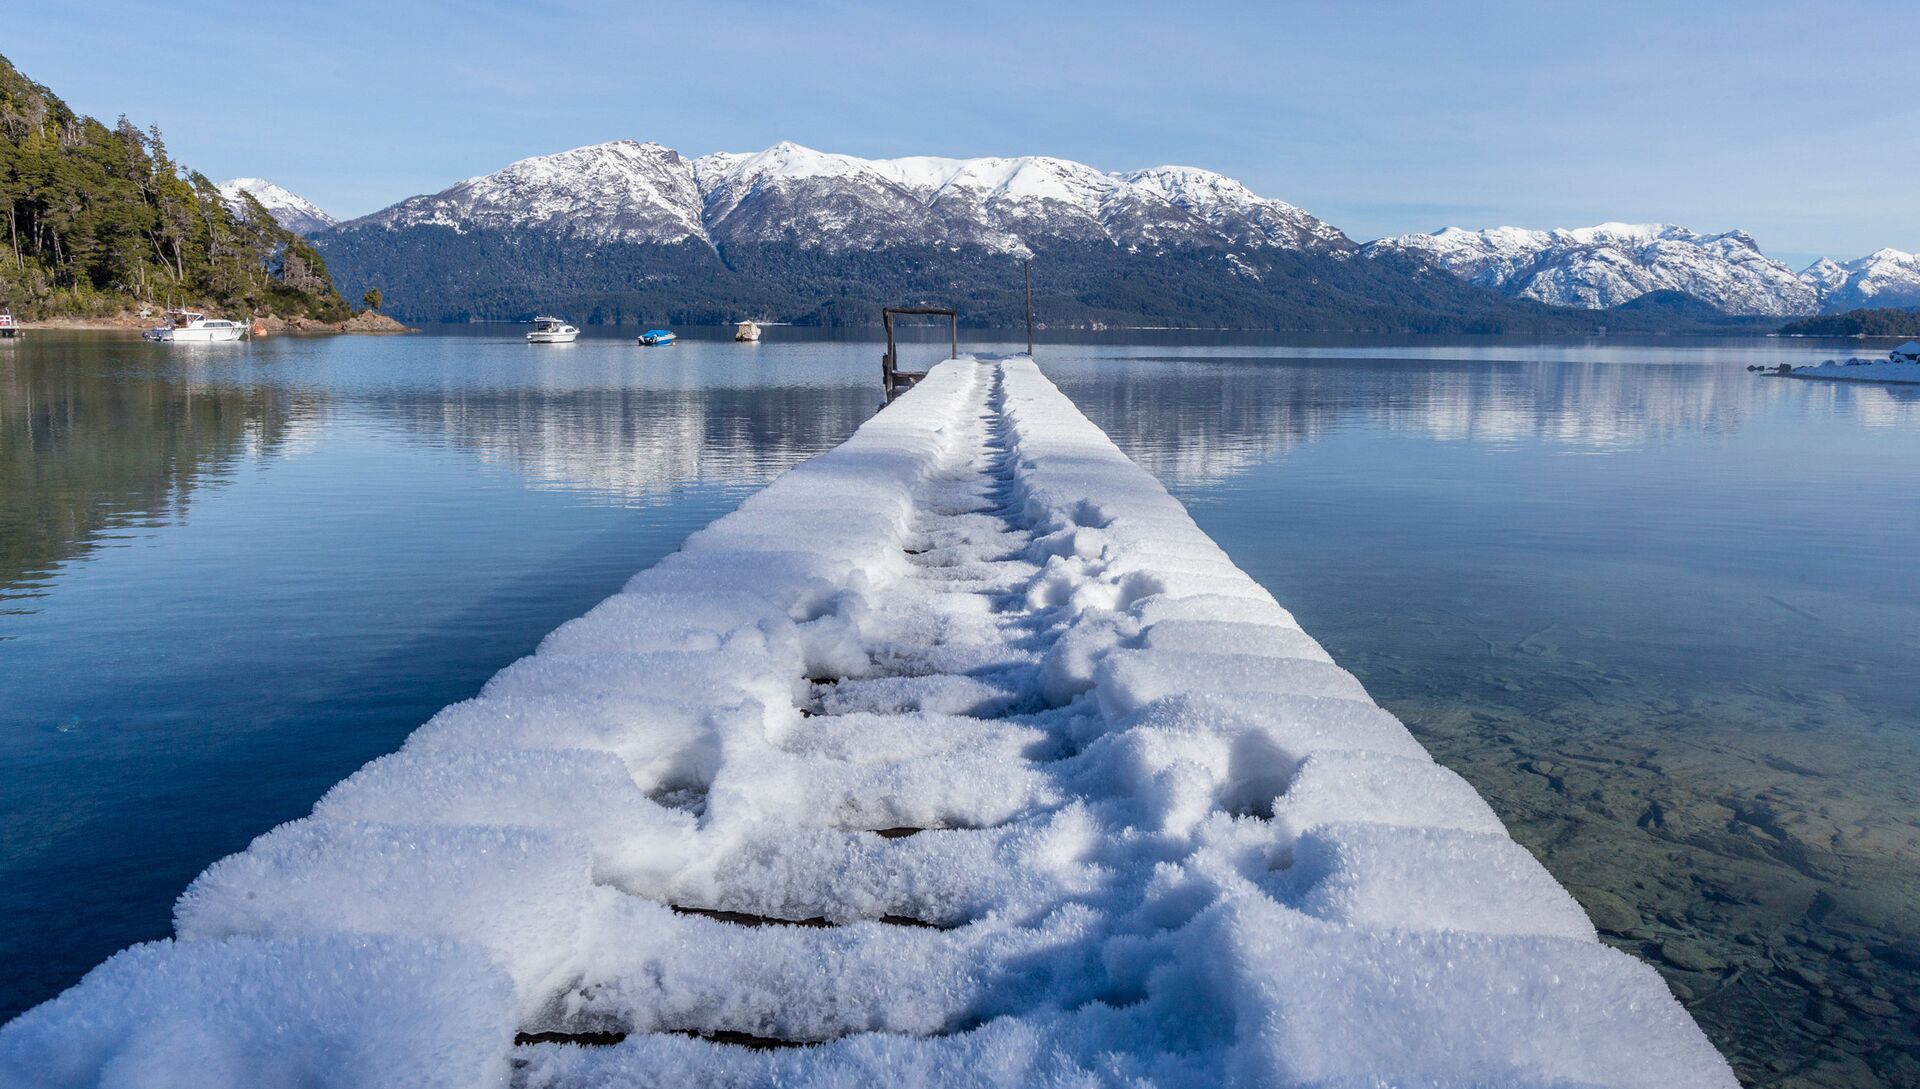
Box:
870, 154, 1128, 249
1122, 165, 1353, 251
335, 138, 1346, 259
691, 143, 1350, 255
692, 141, 1010, 252
343, 141, 707, 245
1364, 222, 1817, 316
1801, 248, 1920, 311
217, 177, 336, 236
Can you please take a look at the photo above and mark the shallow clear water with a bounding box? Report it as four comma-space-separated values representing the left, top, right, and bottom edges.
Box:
1039, 340, 1920, 1087
3, 331, 1916, 1083
1042, 342, 1920, 732
0, 329, 881, 1019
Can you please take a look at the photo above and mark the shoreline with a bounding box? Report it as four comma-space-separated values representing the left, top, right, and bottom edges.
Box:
20, 313, 416, 336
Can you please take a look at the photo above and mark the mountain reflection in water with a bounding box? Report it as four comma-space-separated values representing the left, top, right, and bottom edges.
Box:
3, 332, 1917, 1089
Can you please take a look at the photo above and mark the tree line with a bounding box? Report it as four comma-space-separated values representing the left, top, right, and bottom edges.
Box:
0, 53, 347, 321
1779, 308, 1920, 337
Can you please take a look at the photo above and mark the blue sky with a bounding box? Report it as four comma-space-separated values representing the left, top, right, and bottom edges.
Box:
11, 0, 1917, 266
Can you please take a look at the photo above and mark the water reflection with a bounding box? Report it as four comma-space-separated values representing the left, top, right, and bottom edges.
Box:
370, 383, 870, 503
1046, 350, 1919, 487
5, 333, 1918, 1085
0, 336, 879, 615
0, 344, 322, 606
1045, 341, 1920, 1089
0, 331, 878, 1022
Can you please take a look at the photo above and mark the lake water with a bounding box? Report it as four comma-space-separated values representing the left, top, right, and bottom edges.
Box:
3, 330, 1917, 1086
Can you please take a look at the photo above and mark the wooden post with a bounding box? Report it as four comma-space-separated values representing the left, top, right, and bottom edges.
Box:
882, 309, 896, 395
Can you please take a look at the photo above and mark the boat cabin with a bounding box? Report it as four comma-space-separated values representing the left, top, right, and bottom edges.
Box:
0, 311, 19, 340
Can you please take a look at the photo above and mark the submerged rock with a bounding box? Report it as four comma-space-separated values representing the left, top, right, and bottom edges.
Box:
1573, 886, 1640, 934
1657, 939, 1725, 973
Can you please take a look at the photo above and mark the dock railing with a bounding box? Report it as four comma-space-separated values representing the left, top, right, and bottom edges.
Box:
881, 306, 957, 401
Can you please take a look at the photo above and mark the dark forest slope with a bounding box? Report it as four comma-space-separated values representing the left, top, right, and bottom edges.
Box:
0, 53, 346, 320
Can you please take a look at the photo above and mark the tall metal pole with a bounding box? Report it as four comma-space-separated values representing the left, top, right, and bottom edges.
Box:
1025, 259, 1033, 357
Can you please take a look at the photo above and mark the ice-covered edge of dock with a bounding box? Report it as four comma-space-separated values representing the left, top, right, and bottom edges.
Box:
0, 356, 1736, 1089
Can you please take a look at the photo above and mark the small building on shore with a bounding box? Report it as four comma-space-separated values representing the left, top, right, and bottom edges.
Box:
1892, 340, 1920, 364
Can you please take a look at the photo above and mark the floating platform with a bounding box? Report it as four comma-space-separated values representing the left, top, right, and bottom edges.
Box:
0, 356, 1736, 1088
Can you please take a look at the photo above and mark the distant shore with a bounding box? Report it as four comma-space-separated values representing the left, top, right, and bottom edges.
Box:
25, 311, 414, 335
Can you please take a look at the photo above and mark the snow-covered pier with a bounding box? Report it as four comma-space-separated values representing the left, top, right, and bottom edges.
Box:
0, 357, 1736, 1089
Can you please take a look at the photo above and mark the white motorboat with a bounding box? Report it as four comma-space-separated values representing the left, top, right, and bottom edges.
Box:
734, 320, 762, 342
143, 309, 246, 342
527, 316, 580, 343
0, 311, 21, 341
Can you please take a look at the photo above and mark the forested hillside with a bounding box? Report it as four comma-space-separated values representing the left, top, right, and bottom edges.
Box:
1778, 307, 1920, 337
0, 54, 346, 320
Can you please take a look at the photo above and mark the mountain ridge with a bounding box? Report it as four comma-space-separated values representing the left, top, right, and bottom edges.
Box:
297, 138, 1892, 327
217, 177, 337, 236
1798, 247, 1920, 311
1362, 222, 1820, 316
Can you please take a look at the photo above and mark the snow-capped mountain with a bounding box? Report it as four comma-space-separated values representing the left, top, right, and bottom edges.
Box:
1119, 165, 1350, 251
1799, 248, 1920, 311
336, 139, 1350, 258
349, 140, 707, 245
689, 143, 1351, 255
217, 178, 335, 235
691, 143, 1002, 252
1363, 222, 1818, 316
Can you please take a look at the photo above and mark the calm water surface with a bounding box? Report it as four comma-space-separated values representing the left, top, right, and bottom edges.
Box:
3, 331, 1917, 1085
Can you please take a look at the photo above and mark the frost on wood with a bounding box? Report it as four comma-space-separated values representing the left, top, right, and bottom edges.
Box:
0, 358, 1737, 1089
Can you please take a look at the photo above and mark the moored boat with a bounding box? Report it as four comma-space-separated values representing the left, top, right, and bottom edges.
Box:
527, 316, 580, 344
143, 309, 247, 342
733, 320, 762, 343
0, 310, 21, 341
638, 329, 677, 346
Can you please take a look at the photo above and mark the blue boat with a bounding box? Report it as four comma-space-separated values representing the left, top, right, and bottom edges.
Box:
638, 329, 677, 346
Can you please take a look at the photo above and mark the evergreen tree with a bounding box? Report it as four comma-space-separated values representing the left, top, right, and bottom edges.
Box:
0, 52, 347, 320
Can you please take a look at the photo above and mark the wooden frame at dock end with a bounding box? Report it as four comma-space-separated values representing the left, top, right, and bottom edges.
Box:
882, 306, 957, 400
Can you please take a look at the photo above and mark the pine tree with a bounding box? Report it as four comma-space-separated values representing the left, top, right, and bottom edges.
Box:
0, 52, 348, 320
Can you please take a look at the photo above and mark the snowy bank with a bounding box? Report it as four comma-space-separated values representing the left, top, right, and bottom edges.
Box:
1788, 358, 1920, 384
0, 356, 1736, 1089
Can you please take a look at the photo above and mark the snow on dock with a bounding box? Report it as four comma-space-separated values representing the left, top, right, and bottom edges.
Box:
0, 357, 1736, 1089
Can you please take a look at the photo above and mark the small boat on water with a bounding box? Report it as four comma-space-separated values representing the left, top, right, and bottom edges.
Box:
638, 329, 677, 346
143, 309, 247, 342
734, 320, 762, 343
527, 316, 579, 344
0, 311, 21, 341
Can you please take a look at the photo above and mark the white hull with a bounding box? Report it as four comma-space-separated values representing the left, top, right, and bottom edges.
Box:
154, 326, 246, 343
527, 316, 579, 343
